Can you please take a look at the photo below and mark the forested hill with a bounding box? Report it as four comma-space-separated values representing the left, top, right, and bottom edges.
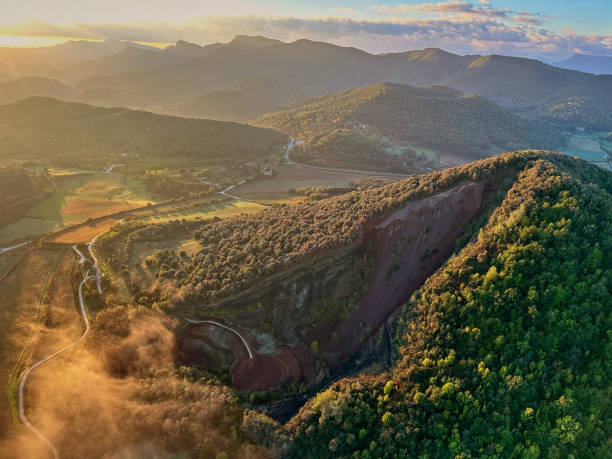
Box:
285, 153, 612, 457
102, 150, 612, 457
0, 97, 288, 163
253, 83, 565, 172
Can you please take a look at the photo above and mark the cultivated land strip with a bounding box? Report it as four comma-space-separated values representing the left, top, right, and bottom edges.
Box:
18, 243, 97, 458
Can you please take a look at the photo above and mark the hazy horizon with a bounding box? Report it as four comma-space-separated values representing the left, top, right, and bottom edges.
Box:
1, 0, 611, 60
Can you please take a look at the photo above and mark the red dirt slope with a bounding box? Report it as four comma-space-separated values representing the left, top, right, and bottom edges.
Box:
326, 182, 485, 357
232, 346, 313, 391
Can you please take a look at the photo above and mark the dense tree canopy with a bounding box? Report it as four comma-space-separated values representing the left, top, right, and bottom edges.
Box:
285, 156, 612, 458
254, 84, 565, 172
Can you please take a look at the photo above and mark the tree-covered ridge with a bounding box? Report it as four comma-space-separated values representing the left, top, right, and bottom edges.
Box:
253, 83, 565, 172
285, 157, 612, 458
101, 151, 606, 309
0, 97, 288, 164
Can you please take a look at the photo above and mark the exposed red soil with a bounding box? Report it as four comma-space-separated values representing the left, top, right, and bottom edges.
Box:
324, 182, 486, 357
179, 322, 314, 391
232, 347, 314, 391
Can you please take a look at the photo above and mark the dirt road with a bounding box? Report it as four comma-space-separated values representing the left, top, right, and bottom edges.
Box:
185, 319, 253, 359
18, 267, 92, 459
284, 138, 411, 178
0, 241, 30, 255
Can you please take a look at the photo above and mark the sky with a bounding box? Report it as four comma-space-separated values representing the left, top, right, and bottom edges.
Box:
0, 0, 610, 59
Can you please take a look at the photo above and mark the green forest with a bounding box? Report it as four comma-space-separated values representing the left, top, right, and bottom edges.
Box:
95, 151, 612, 458
286, 156, 612, 458
0, 97, 288, 167
254, 84, 565, 172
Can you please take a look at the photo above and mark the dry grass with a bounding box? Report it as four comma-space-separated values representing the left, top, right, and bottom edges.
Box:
0, 248, 63, 436
230, 165, 367, 200
51, 218, 120, 243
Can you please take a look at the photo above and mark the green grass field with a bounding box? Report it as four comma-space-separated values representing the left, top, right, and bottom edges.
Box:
136, 199, 266, 225
563, 133, 610, 169
0, 171, 160, 244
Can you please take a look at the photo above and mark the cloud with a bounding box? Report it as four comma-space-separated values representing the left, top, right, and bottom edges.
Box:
0, 13, 610, 60
373, 1, 547, 26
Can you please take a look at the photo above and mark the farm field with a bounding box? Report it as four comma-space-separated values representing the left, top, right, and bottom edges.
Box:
0, 245, 29, 278
0, 171, 159, 245
0, 249, 64, 436
137, 199, 266, 225
563, 133, 611, 169
230, 165, 370, 201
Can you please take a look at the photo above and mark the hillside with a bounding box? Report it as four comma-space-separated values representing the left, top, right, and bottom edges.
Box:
555, 54, 612, 75
164, 76, 299, 121
286, 152, 612, 458
0, 97, 288, 165
0, 167, 53, 225
253, 83, 565, 171
69, 38, 612, 130
0, 77, 78, 105
46, 47, 185, 85
98, 151, 612, 457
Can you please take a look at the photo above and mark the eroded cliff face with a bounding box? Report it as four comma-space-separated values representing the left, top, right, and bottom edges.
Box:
326, 182, 485, 358
177, 181, 487, 390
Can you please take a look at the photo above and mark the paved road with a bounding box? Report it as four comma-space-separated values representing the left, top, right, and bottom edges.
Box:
185, 319, 254, 359
18, 267, 92, 459
0, 241, 30, 255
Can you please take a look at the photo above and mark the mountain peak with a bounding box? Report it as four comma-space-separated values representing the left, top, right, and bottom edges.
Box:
228, 35, 285, 49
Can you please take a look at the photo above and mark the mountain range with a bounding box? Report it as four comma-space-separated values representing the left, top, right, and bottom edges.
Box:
555, 53, 612, 75
0, 36, 611, 130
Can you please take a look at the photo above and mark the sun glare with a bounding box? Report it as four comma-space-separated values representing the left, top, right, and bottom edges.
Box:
0, 35, 77, 47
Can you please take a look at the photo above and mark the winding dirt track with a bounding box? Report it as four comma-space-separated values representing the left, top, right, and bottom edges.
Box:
87, 237, 102, 294
18, 254, 95, 458
284, 138, 412, 178
0, 241, 30, 255
185, 319, 254, 359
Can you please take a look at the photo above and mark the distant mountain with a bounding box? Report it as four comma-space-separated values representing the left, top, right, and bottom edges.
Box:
555, 53, 612, 75
163, 90, 280, 122
227, 35, 285, 50
0, 39, 158, 77
0, 97, 288, 164
163, 40, 224, 59
162, 36, 283, 60
46, 47, 185, 85
73, 39, 612, 130
253, 82, 565, 172
162, 75, 299, 121
0, 77, 78, 105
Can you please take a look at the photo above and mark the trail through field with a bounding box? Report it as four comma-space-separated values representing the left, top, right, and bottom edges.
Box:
104, 164, 120, 173
0, 241, 30, 254
185, 319, 254, 359
88, 236, 102, 294
71, 245, 86, 264
18, 266, 92, 459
